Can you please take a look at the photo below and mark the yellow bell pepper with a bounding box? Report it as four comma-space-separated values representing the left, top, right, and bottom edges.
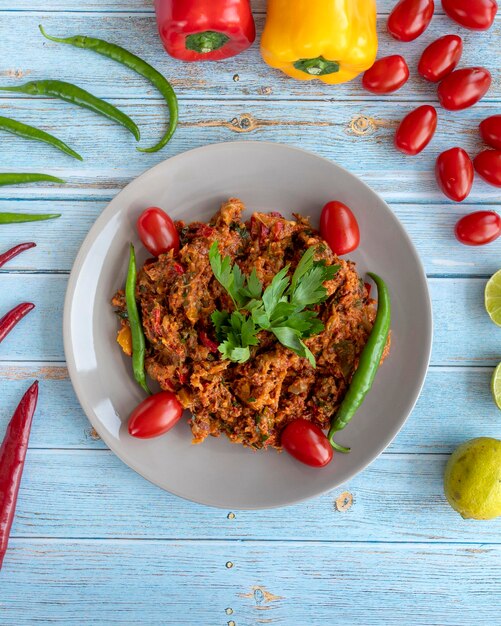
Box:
261, 0, 378, 84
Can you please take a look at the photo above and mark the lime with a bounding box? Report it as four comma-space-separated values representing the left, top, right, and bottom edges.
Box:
485, 269, 501, 327
492, 363, 501, 410
444, 437, 501, 520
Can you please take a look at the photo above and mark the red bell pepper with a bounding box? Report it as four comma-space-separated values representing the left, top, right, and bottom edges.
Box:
155, 0, 256, 62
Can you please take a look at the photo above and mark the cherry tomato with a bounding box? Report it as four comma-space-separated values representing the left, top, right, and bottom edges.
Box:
395, 105, 437, 156
435, 147, 474, 202
320, 201, 360, 255
480, 115, 501, 150
128, 391, 183, 439
438, 67, 491, 111
418, 34, 462, 82
388, 0, 435, 41
455, 211, 501, 246
442, 0, 498, 30
137, 207, 180, 257
474, 150, 501, 187
362, 55, 409, 94
281, 419, 333, 468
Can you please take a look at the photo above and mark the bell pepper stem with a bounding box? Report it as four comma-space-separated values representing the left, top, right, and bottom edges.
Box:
293, 56, 340, 76
186, 31, 230, 54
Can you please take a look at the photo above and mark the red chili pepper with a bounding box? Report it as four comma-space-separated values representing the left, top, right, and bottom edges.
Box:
199, 330, 219, 352
272, 221, 284, 241
0, 380, 39, 569
173, 262, 185, 275
364, 282, 372, 298
0, 243, 36, 269
0, 303, 35, 344
154, 0, 256, 62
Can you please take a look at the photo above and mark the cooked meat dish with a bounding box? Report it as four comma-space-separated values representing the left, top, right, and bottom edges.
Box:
112, 198, 389, 450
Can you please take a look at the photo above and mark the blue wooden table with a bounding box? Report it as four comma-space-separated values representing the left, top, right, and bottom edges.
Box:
1, 2, 500, 624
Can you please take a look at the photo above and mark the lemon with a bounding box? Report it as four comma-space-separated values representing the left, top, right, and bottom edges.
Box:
444, 437, 501, 520
485, 269, 501, 327
492, 363, 501, 410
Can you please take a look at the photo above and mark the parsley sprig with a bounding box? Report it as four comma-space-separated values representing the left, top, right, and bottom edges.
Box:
209, 243, 339, 367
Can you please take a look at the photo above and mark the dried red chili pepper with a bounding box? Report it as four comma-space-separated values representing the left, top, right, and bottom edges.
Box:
0, 242, 36, 269
0, 303, 35, 344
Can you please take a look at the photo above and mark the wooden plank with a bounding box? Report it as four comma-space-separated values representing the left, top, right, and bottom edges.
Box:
0, 99, 500, 203
1, 364, 498, 454
1, 539, 499, 625
0, 14, 499, 102
7, 449, 501, 542
0, 274, 499, 365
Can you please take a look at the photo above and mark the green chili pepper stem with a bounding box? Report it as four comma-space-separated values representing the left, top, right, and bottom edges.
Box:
0, 213, 60, 224
328, 272, 391, 453
0, 173, 65, 186
0, 116, 83, 161
0, 79, 140, 142
39, 25, 177, 153
125, 243, 151, 395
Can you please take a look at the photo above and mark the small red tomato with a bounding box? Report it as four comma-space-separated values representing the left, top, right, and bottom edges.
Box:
438, 67, 491, 111
395, 105, 437, 156
418, 34, 462, 82
455, 211, 501, 246
362, 55, 410, 94
442, 0, 498, 30
128, 391, 183, 439
435, 147, 474, 202
137, 207, 180, 257
474, 150, 501, 187
320, 201, 360, 255
281, 419, 333, 468
388, 0, 435, 41
480, 115, 501, 150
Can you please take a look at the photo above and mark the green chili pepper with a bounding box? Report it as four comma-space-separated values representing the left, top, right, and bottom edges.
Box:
0, 173, 65, 186
0, 116, 82, 161
0, 80, 140, 141
125, 243, 150, 395
328, 272, 391, 453
0, 213, 60, 224
39, 25, 178, 153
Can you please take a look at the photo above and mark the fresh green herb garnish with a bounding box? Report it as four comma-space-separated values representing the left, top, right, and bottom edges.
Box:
209, 243, 339, 367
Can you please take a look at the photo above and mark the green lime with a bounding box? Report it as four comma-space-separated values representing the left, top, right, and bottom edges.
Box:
485, 269, 501, 327
444, 437, 501, 520
492, 363, 501, 410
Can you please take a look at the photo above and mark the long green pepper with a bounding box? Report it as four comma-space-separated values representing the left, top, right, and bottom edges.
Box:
0, 116, 82, 161
39, 25, 178, 153
0, 213, 60, 224
0, 173, 65, 186
328, 272, 391, 453
125, 244, 150, 395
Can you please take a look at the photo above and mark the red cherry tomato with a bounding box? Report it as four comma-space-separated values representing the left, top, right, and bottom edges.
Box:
480, 115, 501, 150
281, 419, 333, 468
137, 207, 180, 257
362, 55, 410, 94
395, 105, 437, 156
435, 147, 474, 202
474, 150, 501, 187
418, 34, 462, 82
438, 67, 491, 111
388, 0, 435, 41
128, 391, 183, 439
442, 0, 498, 30
320, 201, 360, 255
455, 211, 501, 246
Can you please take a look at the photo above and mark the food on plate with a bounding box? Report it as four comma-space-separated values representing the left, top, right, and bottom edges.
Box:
394, 105, 437, 155
435, 147, 474, 202
441, 0, 498, 31
128, 391, 183, 438
281, 419, 333, 467
38, 25, 178, 154
0, 173, 64, 187
137, 207, 180, 257
443, 437, 501, 520
126, 245, 150, 394
417, 34, 463, 82
153, 0, 256, 61
437, 67, 491, 111
480, 115, 501, 150
474, 149, 501, 187
454, 210, 501, 246
320, 201, 360, 255
0, 243, 36, 269
112, 198, 390, 454
387, 0, 435, 42
0, 303, 35, 345
260, 0, 378, 84
362, 55, 410, 94
485, 269, 501, 327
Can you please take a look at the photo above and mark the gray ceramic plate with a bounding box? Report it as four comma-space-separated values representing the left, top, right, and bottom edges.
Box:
64, 141, 432, 509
